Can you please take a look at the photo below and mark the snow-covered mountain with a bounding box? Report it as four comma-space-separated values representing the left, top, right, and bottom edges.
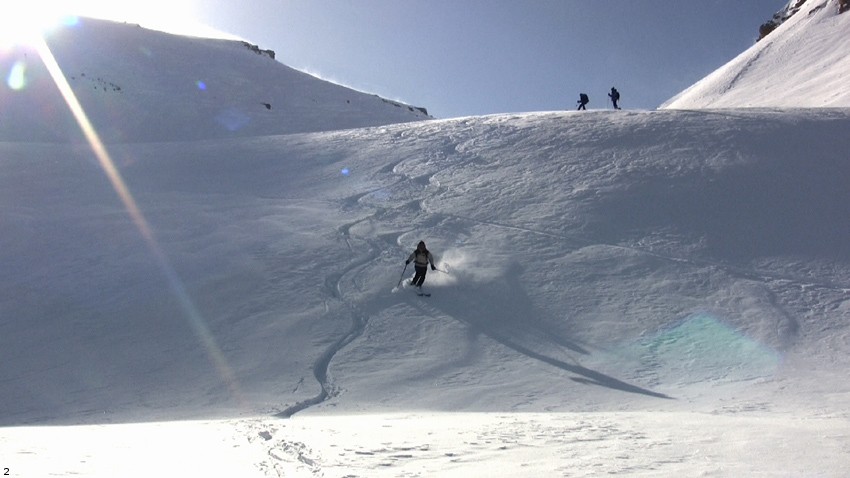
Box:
662, 0, 850, 108
0, 17, 429, 143
1, 12, 849, 478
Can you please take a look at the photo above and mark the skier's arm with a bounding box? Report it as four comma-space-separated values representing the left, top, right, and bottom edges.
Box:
429, 253, 436, 270
405, 252, 415, 264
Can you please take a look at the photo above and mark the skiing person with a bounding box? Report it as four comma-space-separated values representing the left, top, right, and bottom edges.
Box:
406, 240, 437, 288
577, 93, 589, 110
608, 87, 621, 109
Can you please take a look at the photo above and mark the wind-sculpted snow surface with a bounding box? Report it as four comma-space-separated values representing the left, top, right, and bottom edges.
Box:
1, 109, 849, 475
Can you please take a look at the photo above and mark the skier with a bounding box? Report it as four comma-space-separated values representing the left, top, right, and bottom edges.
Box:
608, 87, 621, 109
406, 240, 437, 289
577, 93, 589, 110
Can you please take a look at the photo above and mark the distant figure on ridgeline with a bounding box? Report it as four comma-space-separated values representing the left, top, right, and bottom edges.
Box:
577, 93, 589, 110
608, 87, 621, 110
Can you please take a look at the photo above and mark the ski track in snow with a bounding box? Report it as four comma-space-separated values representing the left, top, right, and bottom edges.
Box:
275, 228, 378, 418
271, 111, 850, 417
244, 415, 691, 477
273, 132, 702, 417
286, 195, 839, 417
273, 139, 469, 417
4, 9, 850, 476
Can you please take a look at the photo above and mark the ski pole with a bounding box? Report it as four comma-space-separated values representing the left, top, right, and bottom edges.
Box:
396, 262, 408, 288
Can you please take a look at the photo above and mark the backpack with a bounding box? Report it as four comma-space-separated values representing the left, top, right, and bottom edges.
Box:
579, 93, 589, 103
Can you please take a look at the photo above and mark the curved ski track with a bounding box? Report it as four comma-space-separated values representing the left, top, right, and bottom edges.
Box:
271, 125, 841, 416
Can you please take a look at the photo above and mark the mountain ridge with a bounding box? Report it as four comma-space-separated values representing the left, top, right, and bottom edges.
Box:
1, 7, 849, 476
662, 0, 850, 108
0, 16, 430, 143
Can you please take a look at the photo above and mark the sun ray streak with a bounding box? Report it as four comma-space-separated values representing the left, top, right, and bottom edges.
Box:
33, 36, 245, 404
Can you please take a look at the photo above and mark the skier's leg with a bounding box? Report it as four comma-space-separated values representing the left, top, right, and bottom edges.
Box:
413, 266, 426, 287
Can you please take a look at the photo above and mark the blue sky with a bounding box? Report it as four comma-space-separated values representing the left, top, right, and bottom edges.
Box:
80, 0, 790, 118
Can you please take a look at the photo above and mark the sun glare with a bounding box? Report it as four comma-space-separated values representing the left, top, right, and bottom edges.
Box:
0, 0, 227, 48
1, 0, 244, 405
26, 27, 245, 406
0, 2, 70, 47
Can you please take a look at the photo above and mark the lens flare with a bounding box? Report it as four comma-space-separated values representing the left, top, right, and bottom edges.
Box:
7, 61, 28, 90
634, 313, 780, 383
59, 15, 80, 27
215, 108, 251, 132
31, 35, 245, 404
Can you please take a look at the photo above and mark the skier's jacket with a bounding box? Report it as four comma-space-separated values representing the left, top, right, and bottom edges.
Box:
407, 249, 435, 269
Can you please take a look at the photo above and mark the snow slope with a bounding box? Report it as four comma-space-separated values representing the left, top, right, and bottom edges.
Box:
1, 14, 850, 478
2, 109, 850, 476
0, 17, 429, 143
662, 0, 850, 108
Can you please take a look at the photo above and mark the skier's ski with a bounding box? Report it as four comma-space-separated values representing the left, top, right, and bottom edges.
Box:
417, 291, 431, 297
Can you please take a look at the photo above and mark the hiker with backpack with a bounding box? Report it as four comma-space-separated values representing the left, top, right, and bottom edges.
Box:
577, 93, 589, 110
608, 87, 621, 109
406, 240, 437, 289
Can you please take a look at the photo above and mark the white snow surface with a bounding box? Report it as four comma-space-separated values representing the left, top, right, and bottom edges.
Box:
662, 0, 850, 109
2, 15, 850, 478
0, 17, 428, 143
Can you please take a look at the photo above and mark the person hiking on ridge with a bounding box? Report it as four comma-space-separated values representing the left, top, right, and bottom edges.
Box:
577, 93, 589, 110
608, 87, 621, 109
406, 240, 437, 288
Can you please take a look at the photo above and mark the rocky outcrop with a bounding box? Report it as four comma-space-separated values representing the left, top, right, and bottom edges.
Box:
756, 0, 850, 41
759, 0, 848, 41
758, 0, 808, 40
242, 41, 276, 59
